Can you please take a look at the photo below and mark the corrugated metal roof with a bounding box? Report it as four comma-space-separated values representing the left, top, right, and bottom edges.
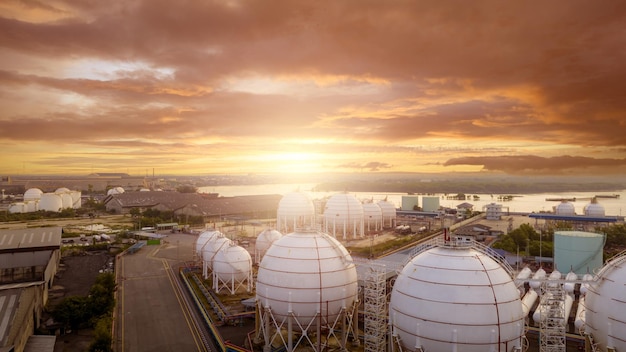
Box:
0, 228, 62, 251
0, 250, 53, 269
23, 335, 56, 352
0, 289, 21, 347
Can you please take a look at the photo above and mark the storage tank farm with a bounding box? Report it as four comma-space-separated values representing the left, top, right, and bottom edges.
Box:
255, 229, 359, 352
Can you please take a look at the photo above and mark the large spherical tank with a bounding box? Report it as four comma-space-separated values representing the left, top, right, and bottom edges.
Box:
195, 230, 221, 256
555, 201, 576, 215
389, 246, 525, 352
277, 191, 316, 232
256, 229, 282, 253
23, 188, 43, 201
323, 193, 364, 238
584, 199, 605, 217
39, 193, 63, 212
256, 230, 358, 326
585, 253, 626, 351
554, 231, 605, 275
213, 244, 252, 282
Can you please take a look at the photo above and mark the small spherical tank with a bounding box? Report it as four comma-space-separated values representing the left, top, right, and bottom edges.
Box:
195, 230, 221, 256
256, 229, 358, 326
213, 243, 252, 282
555, 201, 576, 215
584, 253, 626, 351
23, 188, 43, 201
389, 246, 525, 352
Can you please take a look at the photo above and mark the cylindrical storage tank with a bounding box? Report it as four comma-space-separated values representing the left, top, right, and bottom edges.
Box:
60, 193, 73, 209
213, 244, 252, 281
8, 202, 25, 214
401, 195, 419, 211
256, 229, 358, 326
39, 193, 63, 212
389, 246, 525, 352
255, 229, 282, 263
277, 191, 316, 233
377, 200, 396, 228
554, 231, 605, 275
584, 252, 626, 351
584, 198, 605, 217
529, 268, 547, 290
70, 191, 81, 208
362, 202, 382, 231
23, 188, 43, 201
421, 196, 440, 212
25, 200, 38, 212
554, 201, 576, 215
323, 193, 364, 240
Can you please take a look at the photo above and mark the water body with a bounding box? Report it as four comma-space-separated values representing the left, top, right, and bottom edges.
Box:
198, 184, 626, 216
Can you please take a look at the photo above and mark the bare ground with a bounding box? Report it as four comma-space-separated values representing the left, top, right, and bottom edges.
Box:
47, 251, 114, 352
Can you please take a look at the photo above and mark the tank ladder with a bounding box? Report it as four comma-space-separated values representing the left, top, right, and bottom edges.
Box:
362, 261, 387, 352
539, 279, 566, 352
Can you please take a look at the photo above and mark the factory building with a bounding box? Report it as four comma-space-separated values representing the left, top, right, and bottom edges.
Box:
0, 227, 62, 352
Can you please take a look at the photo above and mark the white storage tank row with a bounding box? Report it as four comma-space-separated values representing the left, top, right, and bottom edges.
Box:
195, 230, 252, 295
276, 191, 397, 241
9, 187, 82, 213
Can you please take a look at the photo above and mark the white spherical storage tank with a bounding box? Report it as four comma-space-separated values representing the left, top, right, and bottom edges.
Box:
584, 198, 605, 217
212, 243, 252, 294
201, 235, 231, 273
323, 193, 364, 240
377, 199, 396, 228
362, 202, 382, 231
276, 191, 316, 233
389, 245, 525, 352
584, 251, 626, 351
23, 188, 43, 201
39, 193, 63, 212
256, 229, 358, 326
195, 230, 221, 256
555, 201, 576, 215
255, 228, 282, 263
107, 186, 125, 195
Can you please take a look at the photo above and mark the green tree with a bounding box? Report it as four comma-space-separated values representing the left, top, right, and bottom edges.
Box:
89, 316, 112, 352
52, 296, 90, 330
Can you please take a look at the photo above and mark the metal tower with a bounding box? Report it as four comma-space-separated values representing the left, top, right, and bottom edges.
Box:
363, 263, 387, 352
540, 280, 566, 352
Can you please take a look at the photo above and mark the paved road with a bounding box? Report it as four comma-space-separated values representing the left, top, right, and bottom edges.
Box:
114, 233, 206, 352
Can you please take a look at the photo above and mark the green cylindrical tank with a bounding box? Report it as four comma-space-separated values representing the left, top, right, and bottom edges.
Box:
554, 230, 605, 275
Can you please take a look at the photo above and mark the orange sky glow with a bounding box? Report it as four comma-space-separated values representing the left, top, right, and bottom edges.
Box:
1, 1, 626, 176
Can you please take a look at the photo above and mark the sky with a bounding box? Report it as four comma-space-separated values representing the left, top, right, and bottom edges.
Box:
1, 0, 626, 177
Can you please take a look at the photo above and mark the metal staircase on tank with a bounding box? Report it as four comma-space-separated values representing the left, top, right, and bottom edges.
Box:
540, 279, 566, 352
363, 262, 387, 352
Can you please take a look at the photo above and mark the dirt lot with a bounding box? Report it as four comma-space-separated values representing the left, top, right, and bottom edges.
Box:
48, 251, 115, 352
